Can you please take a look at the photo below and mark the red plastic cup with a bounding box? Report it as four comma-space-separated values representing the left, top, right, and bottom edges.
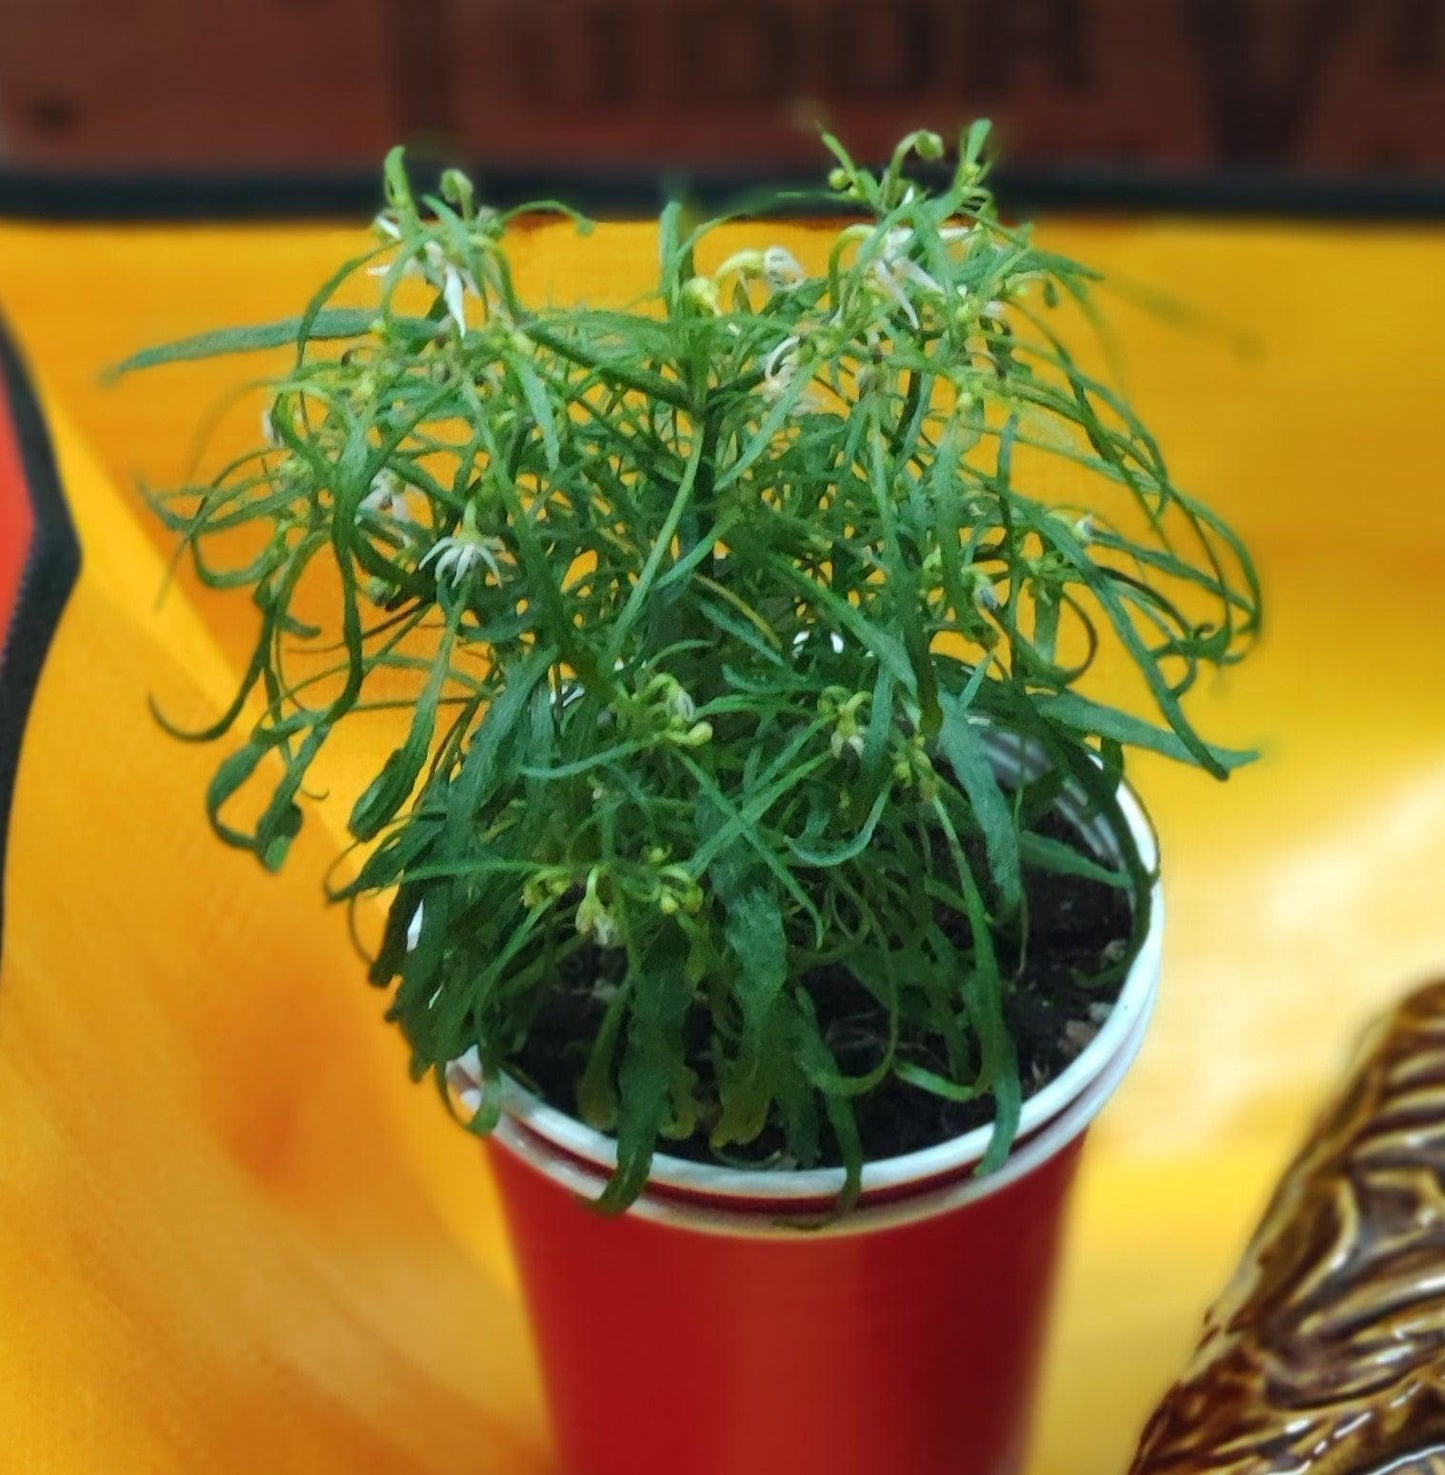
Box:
484, 785, 1162, 1475
0, 357, 38, 655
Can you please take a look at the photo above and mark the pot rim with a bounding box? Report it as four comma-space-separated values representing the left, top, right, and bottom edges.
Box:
492, 773, 1162, 1207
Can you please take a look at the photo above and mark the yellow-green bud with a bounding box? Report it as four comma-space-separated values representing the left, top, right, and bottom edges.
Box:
715, 249, 764, 280
576, 869, 621, 948
681, 276, 721, 316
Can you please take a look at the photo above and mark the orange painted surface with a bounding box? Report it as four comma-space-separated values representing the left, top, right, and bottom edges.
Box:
0, 216, 1442, 1473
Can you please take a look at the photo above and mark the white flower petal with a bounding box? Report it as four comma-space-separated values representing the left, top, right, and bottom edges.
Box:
874, 261, 920, 328
442, 265, 467, 334
362, 470, 399, 513
452, 544, 481, 586
897, 258, 944, 296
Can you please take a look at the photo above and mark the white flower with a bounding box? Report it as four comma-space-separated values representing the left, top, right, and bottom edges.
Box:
370, 223, 477, 334
761, 245, 806, 290
404, 239, 476, 334
762, 335, 820, 411
439, 258, 470, 335
871, 228, 942, 328
420, 502, 507, 588
871, 225, 974, 329
791, 628, 846, 656
361, 469, 414, 523
261, 405, 284, 448
762, 335, 801, 400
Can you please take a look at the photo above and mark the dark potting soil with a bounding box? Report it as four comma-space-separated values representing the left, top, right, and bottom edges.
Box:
508, 810, 1134, 1168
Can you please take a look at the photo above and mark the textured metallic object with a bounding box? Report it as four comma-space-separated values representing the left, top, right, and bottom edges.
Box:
1131, 980, 1445, 1474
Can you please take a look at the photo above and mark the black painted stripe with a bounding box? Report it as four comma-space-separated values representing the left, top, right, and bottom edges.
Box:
0, 317, 81, 954
1, 163, 1443, 224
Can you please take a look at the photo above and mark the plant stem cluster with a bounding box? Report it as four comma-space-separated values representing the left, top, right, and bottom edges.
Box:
141, 125, 1260, 1207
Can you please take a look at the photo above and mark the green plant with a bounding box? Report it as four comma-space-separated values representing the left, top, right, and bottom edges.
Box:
126, 125, 1259, 1209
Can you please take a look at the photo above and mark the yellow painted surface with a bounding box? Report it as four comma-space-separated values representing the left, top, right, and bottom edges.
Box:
0, 214, 1442, 1473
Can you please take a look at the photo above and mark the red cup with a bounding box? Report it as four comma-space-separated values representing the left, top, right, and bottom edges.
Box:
0, 353, 38, 657
483, 786, 1162, 1475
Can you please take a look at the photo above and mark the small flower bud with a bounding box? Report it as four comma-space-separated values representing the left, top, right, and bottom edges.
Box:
576, 869, 621, 948
681, 276, 721, 316
523, 867, 572, 908
715, 249, 764, 280
659, 866, 704, 915
761, 246, 806, 289
439, 168, 475, 218
828, 692, 869, 758
667, 685, 696, 723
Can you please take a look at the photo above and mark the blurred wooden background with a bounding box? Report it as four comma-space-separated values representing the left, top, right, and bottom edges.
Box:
0, 0, 1441, 179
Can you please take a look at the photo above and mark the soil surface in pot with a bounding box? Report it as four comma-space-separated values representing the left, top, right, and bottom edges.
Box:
509, 811, 1134, 1167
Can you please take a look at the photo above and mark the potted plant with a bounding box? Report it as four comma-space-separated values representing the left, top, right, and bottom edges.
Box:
125, 124, 1260, 1475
